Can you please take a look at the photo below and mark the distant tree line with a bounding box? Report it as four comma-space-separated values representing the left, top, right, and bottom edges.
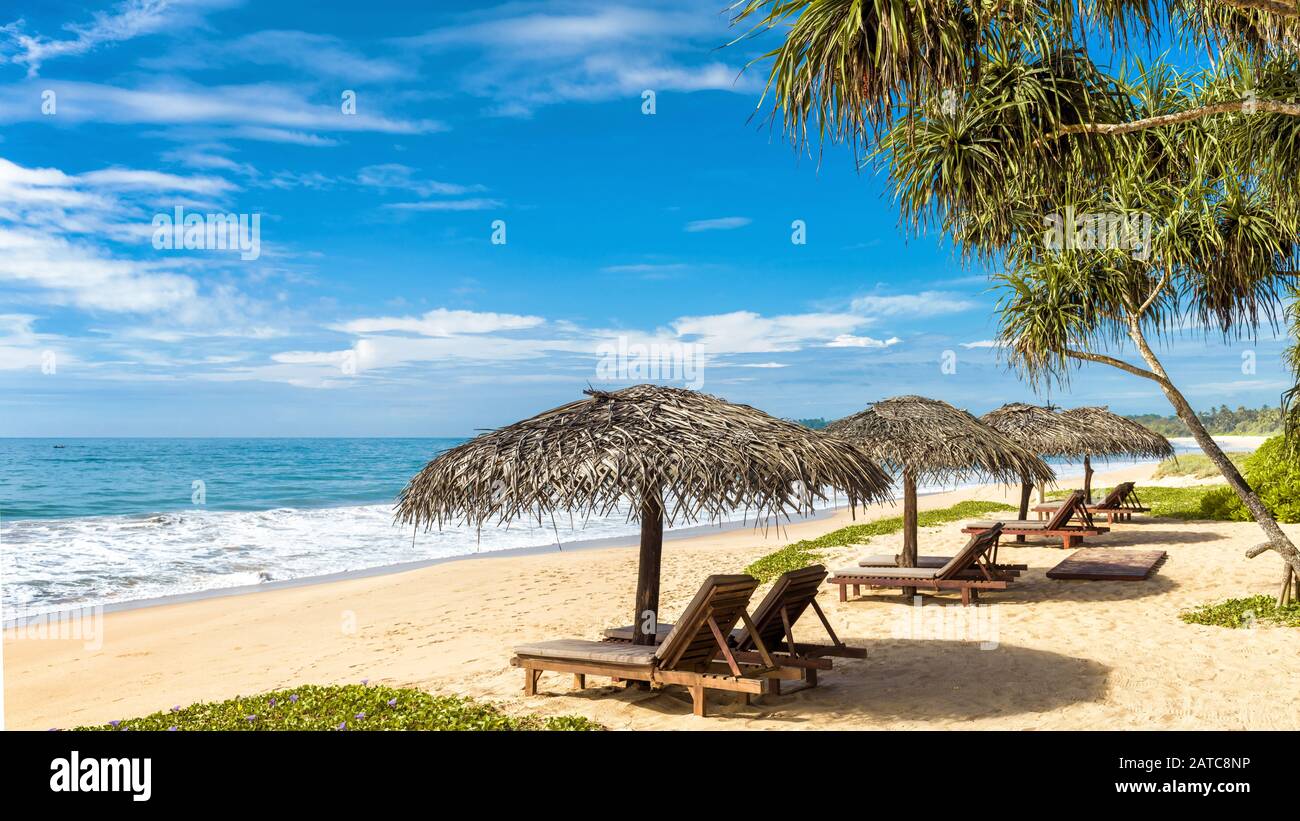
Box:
1127, 405, 1285, 438
791, 418, 829, 430
796, 407, 1281, 437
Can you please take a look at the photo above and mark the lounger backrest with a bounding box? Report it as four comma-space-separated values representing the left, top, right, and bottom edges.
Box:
734, 565, 827, 652
936, 523, 1002, 580
655, 574, 759, 672
1045, 490, 1085, 530
1098, 482, 1132, 509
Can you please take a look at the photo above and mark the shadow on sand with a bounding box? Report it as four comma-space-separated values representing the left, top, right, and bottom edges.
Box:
540, 638, 1109, 725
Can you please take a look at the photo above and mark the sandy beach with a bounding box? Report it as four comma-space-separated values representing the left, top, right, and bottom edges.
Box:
6, 461, 1299, 730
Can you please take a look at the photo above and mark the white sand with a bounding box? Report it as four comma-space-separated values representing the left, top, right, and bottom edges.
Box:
6, 463, 1299, 730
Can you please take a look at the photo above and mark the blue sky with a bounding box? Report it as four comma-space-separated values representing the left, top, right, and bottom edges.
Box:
0, 0, 1291, 437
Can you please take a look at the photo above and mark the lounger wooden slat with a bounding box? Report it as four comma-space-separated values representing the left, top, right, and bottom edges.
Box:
601, 565, 864, 693
829, 524, 1012, 606
964, 490, 1108, 548
1033, 482, 1151, 523
512, 574, 780, 717
858, 554, 1027, 574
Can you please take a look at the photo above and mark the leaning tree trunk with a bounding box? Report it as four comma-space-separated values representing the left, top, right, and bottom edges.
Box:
900, 469, 918, 599
1128, 321, 1300, 603
633, 491, 665, 646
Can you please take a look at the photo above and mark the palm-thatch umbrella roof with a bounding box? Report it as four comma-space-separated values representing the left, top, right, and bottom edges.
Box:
397, 384, 894, 644
826, 396, 1055, 487
1061, 407, 1174, 461
1062, 406, 1175, 500
825, 396, 1054, 575
981, 402, 1097, 524
980, 403, 1097, 459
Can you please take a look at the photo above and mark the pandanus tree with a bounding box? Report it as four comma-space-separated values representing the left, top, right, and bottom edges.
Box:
734, 0, 1300, 602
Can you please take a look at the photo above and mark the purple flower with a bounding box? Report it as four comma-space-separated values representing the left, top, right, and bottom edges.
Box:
337, 721, 347, 730
171, 706, 180, 712
289, 694, 299, 704
355, 712, 365, 720
361, 679, 369, 686
109, 720, 121, 728
268, 698, 276, 707
168, 726, 178, 731
387, 698, 397, 707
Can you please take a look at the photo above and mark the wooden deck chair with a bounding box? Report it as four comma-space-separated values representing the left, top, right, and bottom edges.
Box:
964, 490, 1108, 548
828, 523, 1011, 606
1033, 482, 1150, 523
603, 565, 865, 693
858, 530, 1027, 576
512, 574, 790, 717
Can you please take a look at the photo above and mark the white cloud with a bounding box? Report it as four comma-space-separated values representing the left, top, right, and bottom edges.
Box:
960, 339, 1004, 349
402, 4, 757, 116
685, 216, 750, 232
356, 164, 484, 197
850, 291, 978, 317
0, 312, 75, 371
671, 310, 868, 354
385, 198, 503, 211
1, 0, 240, 76
0, 227, 197, 312
601, 263, 690, 275
331, 308, 544, 337
79, 168, 236, 196
142, 29, 410, 82
826, 334, 900, 348
0, 81, 443, 140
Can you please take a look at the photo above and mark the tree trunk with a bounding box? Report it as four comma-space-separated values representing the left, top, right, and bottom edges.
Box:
1082, 455, 1094, 502
901, 469, 918, 599
633, 491, 665, 646
1015, 481, 1033, 543
1126, 321, 1300, 600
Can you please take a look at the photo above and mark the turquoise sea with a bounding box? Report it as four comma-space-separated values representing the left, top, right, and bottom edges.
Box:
0, 436, 1224, 615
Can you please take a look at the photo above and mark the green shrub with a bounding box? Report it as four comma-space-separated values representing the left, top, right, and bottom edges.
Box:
1180, 595, 1300, 629
1243, 436, 1300, 523
1196, 487, 1249, 522
1152, 452, 1248, 479
1047, 485, 1245, 520
744, 500, 1016, 582
70, 684, 604, 731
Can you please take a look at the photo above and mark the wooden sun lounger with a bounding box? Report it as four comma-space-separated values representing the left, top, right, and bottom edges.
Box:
603, 565, 865, 694
1032, 482, 1150, 523
512, 574, 791, 717
964, 490, 1108, 548
856, 555, 1025, 577
828, 524, 1012, 606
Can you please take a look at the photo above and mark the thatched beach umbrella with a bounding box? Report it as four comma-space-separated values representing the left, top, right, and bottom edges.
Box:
826, 396, 1054, 591
981, 403, 1097, 532
396, 385, 893, 645
1062, 407, 1174, 500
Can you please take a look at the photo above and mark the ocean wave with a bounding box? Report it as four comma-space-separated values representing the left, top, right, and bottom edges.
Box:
1, 452, 1176, 616
0, 499, 784, 615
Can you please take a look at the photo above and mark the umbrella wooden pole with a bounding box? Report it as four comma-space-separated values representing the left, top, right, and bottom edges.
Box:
1082, 455, 1094, 502
1016, 481, 1033, 544
633, 491, 665, 646
901, 469, 918, 599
